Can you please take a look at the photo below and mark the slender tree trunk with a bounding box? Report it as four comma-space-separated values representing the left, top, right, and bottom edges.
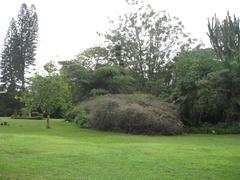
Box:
46, 112, 50, 129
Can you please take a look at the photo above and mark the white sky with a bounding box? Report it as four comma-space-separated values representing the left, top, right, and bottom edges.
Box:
0, 0, 240, 73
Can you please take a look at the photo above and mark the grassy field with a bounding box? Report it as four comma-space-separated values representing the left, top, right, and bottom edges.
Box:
0, 118, 240, 180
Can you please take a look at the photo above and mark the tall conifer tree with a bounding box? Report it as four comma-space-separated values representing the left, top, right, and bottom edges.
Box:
0, 3, 38, 115
0, 19, 19, 92
17, 3, 38, 90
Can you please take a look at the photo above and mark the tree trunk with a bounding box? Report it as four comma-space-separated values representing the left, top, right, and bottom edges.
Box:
46, 112, 50, 129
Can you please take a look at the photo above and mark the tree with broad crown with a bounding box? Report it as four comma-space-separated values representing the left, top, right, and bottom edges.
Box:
103, 0, 195, 83
21, 63, 71, 128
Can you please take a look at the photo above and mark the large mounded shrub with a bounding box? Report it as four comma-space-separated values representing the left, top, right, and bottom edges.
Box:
66, 94, 183, 135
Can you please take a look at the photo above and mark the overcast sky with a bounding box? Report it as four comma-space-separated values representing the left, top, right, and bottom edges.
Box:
0, 0, 240, 72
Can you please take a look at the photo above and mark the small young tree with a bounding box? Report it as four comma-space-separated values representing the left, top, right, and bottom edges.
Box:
23, 63, 70, 128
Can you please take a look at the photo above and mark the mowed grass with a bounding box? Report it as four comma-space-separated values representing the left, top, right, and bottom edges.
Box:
0, 118, 240, 180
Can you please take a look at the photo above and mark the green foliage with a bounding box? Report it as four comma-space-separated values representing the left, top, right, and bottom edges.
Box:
194, 78, 226, 123
75, 46, 109, 70
185, 123, 240, 134
11, 110, 43, 120
17, 3, 39, 90
21, 73, 71, 117
172, 48, 224, 125
0, 3, 38, 115
146, 78, 172, 100
0, 19, 19, 92
92, 66, 136, 94
31, 111, 41, 117
74, 109, 89, 128
11, 114, 43, 120
207, 13, 240, 124
44, 61, 58, 75
60, 60, 93, 103
0, 19, 22, 115
0, 3, 39, 90
68, 94, 183, 135
103, 0, 194, 85
205, 65, 240, 123
89, 88, 109, 97
59, 1, 195, 105
208, 12, 240, 64
64, 105, 89, 128
60, 62, 136, 102
0, 91, 21, 116
172, 45, 240, 126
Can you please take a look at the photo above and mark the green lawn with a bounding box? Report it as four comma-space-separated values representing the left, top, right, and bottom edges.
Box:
0, 118, 240, 180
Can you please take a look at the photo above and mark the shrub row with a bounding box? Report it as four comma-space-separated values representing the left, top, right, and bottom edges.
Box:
11, 112, 43, 120
11, 116, 43, 120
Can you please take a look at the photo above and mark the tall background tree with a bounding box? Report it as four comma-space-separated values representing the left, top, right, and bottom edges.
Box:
0, 19, 19, 92
103, 0, 194, 90
207, 12, 240, 125
0, 3, 38, 115
75, 46, 109, 70
17, 3, 38, 90
59, 0, 196, 104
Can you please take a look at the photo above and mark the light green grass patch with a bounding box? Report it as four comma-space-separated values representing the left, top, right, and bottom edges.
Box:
0, 118, 240, 180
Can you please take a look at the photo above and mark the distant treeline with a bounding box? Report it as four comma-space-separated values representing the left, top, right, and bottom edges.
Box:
1, 1, 240, 128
